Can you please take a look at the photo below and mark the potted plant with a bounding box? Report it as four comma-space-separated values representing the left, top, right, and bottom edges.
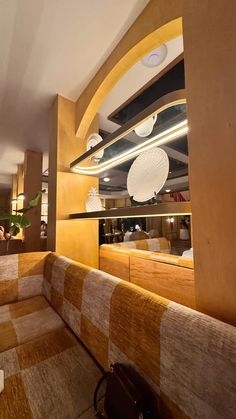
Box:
0, 189, 45, 254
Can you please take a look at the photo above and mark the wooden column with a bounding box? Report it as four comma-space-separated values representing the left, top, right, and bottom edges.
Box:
23, 150, 42, 252
183, 0, 236, 325
48, 96, 99, 268
16, 164, 24, 239
11, 175, 17, 215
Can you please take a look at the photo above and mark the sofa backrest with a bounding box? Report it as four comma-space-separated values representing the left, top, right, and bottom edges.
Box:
0, 252, 48, 306
43, 252, 236, 419
113, 237, 170, 253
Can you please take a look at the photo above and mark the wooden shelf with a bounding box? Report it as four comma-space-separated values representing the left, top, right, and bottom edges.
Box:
70, 201, 191, 220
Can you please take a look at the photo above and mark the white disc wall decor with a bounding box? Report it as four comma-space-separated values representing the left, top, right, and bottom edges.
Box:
134, 115, 157, 137
86, 187, 103, 212
127, 148, 169, 202
86, 133, 104, 160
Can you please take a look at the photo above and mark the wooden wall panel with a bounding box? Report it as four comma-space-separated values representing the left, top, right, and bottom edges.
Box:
23, 150, 42, 252
56, 220, 98, 268
48, 96, 99, 268
130, 256, 195, 309
183, 1, 236, 325
99, 248, 130, 281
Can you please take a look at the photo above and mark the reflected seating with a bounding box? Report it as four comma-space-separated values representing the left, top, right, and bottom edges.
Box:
100, 240, 195, 308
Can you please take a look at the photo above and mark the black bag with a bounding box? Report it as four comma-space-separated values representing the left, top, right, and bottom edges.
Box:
93, 363, 158, 419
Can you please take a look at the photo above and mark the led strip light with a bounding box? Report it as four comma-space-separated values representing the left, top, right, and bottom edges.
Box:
73, 119, 188, 176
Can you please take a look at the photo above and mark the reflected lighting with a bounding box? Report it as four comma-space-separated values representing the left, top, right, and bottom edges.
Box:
71, 212, 191, 221
73, 119, 188, 176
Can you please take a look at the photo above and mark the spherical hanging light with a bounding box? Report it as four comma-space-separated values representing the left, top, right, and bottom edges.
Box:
86, 133, 104, 160
127, 148, 169, 202
134, 115, 157, 137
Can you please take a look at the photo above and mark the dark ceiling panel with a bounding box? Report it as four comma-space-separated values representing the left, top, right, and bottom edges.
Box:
109, 59, 185, 125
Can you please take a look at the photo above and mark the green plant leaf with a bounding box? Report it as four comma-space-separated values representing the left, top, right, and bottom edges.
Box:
1, 189, 43, 237
29, 189, 46, 208
19, 215, 31, 228
6, 215, 23, 224
9, 225, 20, 236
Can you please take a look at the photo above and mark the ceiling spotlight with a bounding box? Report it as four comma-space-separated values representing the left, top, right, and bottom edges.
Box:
141, 44, 168, 68
103, 177, 110, 182
165, 189, 171, 193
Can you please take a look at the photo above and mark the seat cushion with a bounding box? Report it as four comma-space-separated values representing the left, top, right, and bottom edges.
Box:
0, 295, 64, 353
0, 327, 102, 418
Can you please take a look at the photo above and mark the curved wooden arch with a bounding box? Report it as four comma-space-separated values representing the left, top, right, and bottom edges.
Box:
75, 0, 183, 139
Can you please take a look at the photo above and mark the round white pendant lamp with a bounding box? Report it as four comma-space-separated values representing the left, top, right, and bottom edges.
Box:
127, 148, 169, 202
86, 133, 104, 160
134, 115, 157, 137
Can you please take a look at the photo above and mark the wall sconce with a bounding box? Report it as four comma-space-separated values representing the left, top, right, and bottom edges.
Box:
170, 217, 174, 224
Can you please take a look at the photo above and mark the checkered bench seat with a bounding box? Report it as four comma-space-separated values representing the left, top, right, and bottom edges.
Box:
0, 327, 101, 418
0, 251, 236, 419
0, 296, 64, 353
0, 253, 102, 418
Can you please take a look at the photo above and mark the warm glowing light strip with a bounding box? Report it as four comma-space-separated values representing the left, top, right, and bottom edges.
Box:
72, 212, 191, 220
74, 119, 188, 175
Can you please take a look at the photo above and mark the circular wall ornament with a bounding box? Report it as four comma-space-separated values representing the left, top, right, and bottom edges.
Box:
134, 114, 157, 137
127, 148, 169, 202
141, 44, 168, 68
86, 133, 104, 160
86, 187, 103, 212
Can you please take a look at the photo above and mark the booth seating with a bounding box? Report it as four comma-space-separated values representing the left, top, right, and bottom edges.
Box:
0, 252, 235, 418
113, 237, 171, 253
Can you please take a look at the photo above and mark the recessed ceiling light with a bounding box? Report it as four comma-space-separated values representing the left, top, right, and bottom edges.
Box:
165, 189, 171, 193
103, 177, 110, 182
141, 45, 168, 68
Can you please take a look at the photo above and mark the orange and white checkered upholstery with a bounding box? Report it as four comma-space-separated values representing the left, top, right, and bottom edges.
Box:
0, 251, 235, 418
